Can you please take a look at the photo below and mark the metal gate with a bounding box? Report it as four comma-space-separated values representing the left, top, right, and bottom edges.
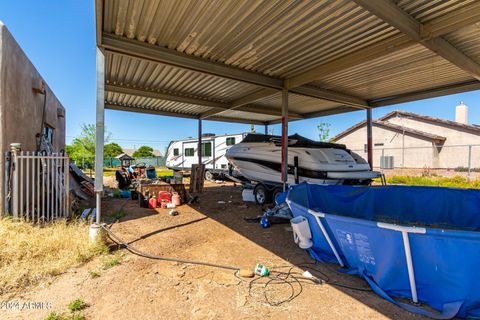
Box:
9, 150, 70, 222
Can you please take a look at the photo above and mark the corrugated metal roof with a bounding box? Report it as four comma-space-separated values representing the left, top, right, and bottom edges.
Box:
218, 110, 278, 122
103, 0, 398, 78
312, 44, 472, 100
105, 91, 212, 115
444, 24, 480, 64
105, 52, 261, 102
98, 0, 480, 124
253, 92, 343, 114
397, 0, 477, 22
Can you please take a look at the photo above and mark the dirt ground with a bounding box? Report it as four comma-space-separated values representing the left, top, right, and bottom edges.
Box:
1, 182, 426, 320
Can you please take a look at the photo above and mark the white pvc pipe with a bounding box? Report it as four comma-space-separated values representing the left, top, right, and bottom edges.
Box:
378, 222, 426, 303
402, 231, 418, 303
308, 209, 345, 267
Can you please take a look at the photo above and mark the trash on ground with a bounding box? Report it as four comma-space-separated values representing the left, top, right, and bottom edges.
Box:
238, 269, 255, 278
242, 189, 255, 202
254, 263, 269, 277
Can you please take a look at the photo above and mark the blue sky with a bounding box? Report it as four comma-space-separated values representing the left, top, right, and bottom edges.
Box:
1, 1, 479, 153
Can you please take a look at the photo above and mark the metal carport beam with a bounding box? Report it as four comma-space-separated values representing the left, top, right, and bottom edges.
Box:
106, 84, 300, 120
101, 33, 283, 89
199, 88, 278, 119
351, 0, 480, 81
201, 85, 369, 118
105, 84, 226, 109
105, 103, 267, 125
291, 86, 369, 109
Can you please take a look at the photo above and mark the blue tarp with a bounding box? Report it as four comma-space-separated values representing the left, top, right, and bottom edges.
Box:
286, 183, 480, 319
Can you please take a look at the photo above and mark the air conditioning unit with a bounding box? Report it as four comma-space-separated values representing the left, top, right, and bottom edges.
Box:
380, 156, 394, 169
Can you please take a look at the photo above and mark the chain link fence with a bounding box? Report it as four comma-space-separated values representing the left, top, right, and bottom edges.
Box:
351, 144, 480, 179
103, 156, 166, 168
72, 156, 166, 169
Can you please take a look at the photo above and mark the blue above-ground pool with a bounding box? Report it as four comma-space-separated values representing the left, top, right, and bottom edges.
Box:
286, 183, 480, 319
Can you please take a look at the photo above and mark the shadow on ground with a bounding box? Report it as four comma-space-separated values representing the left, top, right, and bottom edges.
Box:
104, 183, 423, 319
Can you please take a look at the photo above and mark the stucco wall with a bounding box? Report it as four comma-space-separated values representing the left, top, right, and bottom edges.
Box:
0, 22, 66, 215
336, 116, 480, 169
336, 125, 436, 168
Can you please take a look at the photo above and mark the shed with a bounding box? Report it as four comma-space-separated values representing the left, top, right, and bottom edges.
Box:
115, 153, 134, 168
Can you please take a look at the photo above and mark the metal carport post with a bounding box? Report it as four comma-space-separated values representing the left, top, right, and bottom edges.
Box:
92, 47, 105, 239
366, 109, 373, 169
281, 89, 288, 191
197, 119, 202, 166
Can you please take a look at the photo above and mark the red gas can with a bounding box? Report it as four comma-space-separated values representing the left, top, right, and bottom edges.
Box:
148, 196, 157, 209
158, 191, 172, 203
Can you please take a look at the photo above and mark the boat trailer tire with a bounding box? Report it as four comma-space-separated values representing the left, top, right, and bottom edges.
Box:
254, 184, 271, 205
272, 187, 283, 204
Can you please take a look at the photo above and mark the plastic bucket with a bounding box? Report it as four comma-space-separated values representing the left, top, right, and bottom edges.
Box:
290, 216, 313, 249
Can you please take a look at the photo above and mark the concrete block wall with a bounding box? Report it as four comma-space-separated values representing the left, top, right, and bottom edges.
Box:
0, 22, 66, 215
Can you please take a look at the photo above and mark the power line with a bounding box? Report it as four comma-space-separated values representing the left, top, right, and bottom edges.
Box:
66, 136, 172, 143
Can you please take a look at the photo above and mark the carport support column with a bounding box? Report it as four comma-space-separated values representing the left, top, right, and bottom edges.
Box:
197, 119, 202, 165
281, 89, 289, 191
366, 108, 373, 169
92, 47, 105, 241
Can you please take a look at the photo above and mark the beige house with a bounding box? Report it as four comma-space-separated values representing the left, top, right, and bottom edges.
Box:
332, 104, 480, 169
122, 148, 163, 157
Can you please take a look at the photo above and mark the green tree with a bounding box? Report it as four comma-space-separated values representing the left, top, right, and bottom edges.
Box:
317, 122, 331, 142
66, 124, 111, 168
132, 146, 155, 157
104, 142, 123, 158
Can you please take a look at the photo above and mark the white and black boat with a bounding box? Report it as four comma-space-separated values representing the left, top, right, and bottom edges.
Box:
226, 133, 381, 202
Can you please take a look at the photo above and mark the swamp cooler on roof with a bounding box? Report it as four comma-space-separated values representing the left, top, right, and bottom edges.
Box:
286, 183, 480, 319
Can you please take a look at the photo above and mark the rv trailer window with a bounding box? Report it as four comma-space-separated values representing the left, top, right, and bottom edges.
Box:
173, 148, 179, 156
226, 137, 235, 146
201, 143, 212, 157
185, 148, 194, 157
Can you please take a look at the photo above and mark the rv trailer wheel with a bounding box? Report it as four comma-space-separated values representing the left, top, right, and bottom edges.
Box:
205, 170, 214, 181
254, 184, 271, 205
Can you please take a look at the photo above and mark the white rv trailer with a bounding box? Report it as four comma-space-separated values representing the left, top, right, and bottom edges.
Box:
165, 133, 246, 180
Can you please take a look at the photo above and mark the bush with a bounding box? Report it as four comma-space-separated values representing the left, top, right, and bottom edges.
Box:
387, 175, 480, 189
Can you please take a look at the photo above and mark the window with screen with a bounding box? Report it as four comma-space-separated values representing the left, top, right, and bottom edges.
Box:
173, 148, 179, 156
201, 142, 212, 157
226, 137, 235, 146
185, 148, 194, 157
